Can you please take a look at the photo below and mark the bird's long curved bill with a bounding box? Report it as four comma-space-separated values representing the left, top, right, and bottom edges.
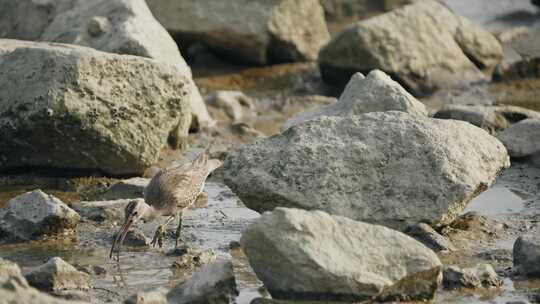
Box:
109, 215, 134, 260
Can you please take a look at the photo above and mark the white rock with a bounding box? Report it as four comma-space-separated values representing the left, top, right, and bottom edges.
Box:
284, 70, 427, 129
0, 190, 80, 242
224, 112, 510, 230
241, 208, 442, 301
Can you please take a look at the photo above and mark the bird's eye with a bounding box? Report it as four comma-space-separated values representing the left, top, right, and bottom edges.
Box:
133, 212, 138, 215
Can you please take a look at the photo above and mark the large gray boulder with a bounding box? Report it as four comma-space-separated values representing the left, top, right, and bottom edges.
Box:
497, 118, 540, 161
0, 40, 191, 175
0, 0, 213, 130
241, 208, 442, 301
319, 0, 503, 95
146, 0, 331, 65
0, 190, 80, 243
513, 233, 540, 277
224, 111, 509, 230
167, 260, 238, 304
283, 70, 427, 129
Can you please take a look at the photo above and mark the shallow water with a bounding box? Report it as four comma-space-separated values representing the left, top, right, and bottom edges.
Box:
465, 187, 528, 216
0, 182, 264, 303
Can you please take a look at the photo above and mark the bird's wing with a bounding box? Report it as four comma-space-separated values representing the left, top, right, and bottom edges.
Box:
159, 166, 205, 208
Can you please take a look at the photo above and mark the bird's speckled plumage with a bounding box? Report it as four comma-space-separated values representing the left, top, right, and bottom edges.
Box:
144, 152, 216, 215
110, 151, 222, 259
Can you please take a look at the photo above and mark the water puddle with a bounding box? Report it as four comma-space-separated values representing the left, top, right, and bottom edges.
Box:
0, 182, 264, 303
464, 186, 528, 216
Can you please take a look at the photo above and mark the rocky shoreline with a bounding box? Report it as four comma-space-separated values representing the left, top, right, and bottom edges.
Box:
1, 0, 540, 304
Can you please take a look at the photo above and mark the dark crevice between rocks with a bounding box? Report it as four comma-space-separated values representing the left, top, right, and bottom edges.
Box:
319, 64, 434, 97
0, 166, 135, 179
268, 289, 372, 302
267, 35, 307, 65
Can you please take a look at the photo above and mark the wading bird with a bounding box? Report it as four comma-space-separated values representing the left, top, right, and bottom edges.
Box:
109, 150, 223, 260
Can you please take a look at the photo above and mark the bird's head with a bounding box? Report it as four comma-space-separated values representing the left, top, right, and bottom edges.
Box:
109, 200, 150, 260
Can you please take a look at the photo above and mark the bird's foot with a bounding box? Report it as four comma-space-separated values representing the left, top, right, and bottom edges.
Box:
151, 225, 166, 248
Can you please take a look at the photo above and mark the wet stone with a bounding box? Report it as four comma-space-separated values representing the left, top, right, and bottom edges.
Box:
113, 228, 149, 247
513, 232, 540, 277
171, 246, 217, 271
0, 190, 80, 243
92, 178, 149, 201
405, 223, 456, 252
77, 265, 107, 276
476, 249, 513, 264
125, 287, 169, 304
72, 199, 133, 222
24, 257, 91, 292
167, 260, 238, 304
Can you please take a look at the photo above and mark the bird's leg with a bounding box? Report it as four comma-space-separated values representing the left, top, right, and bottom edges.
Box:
151, 215, 175, 248
175, 209, 184, 248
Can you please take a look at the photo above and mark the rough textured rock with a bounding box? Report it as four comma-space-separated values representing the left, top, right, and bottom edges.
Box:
0, 190, 80, 242
208, 91, 256, 122
513, 233, 540, 277
443, 264, 502, 289
434, 105, 540, 134
405, 223, 455, 252
172, 246, 217, 271
320, 0, 411, 21
284, 70, 427, 129
0, 0, 212, 131
72, 199, 132, 222
0, 40, 191, 175
40, 0, 211, 130
0, 276, 87, 304
146, 0, 331, 65
319, 0, 503, 95
241, 208, 442, 301
25, 257, 91, 292
0, 258, 23, 284
167, 260, 238, 304
95, 178, 149, 201
498, 118, 540, 160
224, 111, 509, 230
125, 287, 169, 304
0, 0, 75, 40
